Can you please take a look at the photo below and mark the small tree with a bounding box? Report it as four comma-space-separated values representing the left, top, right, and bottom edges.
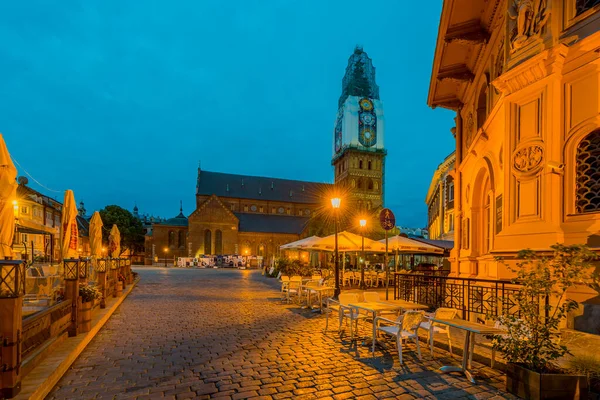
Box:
99, 205, 144, 256
494, 244, 597, 372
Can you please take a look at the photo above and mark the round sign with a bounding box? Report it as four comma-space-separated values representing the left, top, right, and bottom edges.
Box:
379, 208, 396, 231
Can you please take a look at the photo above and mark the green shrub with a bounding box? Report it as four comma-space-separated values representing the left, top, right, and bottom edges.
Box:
569, 354, 600, 393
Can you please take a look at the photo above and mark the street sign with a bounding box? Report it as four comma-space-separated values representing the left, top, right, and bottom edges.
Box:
379, 208, 396, 231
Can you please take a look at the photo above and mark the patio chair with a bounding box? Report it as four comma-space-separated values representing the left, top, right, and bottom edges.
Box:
280, 276, 290, 300
286, 276, 303, 304
373, 310, 425, 364
338, 293, 369, 341
473, 320, 509, 368
418, 307, 458, 356
342, 271, 353, 287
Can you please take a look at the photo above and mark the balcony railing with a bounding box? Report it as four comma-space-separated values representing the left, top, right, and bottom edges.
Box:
393, 273, 529, 320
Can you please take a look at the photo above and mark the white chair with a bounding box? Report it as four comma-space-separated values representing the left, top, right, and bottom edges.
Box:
374, 311, 424, 364
286, 276, 302, 304
418, 307, 459, 356
338, 293, 368, 341
280, 276, 290, 300
474, 320, 510, 368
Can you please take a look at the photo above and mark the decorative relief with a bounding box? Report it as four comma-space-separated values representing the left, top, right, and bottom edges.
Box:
465, 112, 475, 148
508, 0, 550, 52
513, 144, 544, 174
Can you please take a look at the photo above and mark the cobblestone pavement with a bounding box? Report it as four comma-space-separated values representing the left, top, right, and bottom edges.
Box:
47, 268, 517, 399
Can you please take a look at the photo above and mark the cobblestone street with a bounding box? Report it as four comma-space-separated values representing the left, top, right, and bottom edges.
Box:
47, 268, 515, 399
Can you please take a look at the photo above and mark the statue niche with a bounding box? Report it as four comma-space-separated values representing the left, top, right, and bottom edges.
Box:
508, 0, 550, 52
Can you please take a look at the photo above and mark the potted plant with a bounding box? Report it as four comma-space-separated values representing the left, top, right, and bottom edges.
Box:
116, 274, 125, 296
494, 244, 596, 400
78, 285, 101, 333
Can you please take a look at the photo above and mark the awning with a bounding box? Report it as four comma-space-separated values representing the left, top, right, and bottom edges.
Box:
16, 225, 54, 236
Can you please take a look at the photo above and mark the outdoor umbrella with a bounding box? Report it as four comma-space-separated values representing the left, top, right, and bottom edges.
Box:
308, 231, 386, 253
60, 190, 79, 261
279, 236, 321, 250
108, 224, 121, 258
0, 134, 17, 259
380, 235, 444, 255
89, 212, 104, 258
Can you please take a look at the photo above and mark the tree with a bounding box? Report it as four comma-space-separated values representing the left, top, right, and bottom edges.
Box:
98, 205, 144, 256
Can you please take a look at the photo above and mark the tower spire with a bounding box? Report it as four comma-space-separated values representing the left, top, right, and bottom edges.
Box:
180, 200, 183, 213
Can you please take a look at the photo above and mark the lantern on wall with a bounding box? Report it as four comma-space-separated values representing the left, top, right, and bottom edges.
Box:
64, 259, 79, 281
0, 260, 25, 298
78, 258, 89, 279
110, 258, 117, 271
97, 258, 107, 273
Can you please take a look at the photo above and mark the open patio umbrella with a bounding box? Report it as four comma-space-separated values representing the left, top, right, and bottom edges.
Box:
60, 190, 79, 261
0, 134, 17, 259
279, 235, 321, 250
89, 212, 103, 258
380, 235, 444, 255
108, 224, 121, 258
308, 231, 386, 253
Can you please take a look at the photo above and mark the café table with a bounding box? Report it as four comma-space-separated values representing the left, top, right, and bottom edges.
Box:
428, 317, 504, 384
379, 299, 429, 311
348, 301, 406, 351
306, 285, 334, 313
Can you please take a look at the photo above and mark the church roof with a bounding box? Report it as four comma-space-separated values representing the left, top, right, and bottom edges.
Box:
197, 170, 331, 204
234, 213, 309, 235
162, 212, 188, 227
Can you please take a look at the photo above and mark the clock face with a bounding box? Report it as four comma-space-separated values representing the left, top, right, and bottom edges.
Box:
360, 113, 375, 126
359, 127, 376, 147
359, 98, 373, 111
278, 207, 284, 214
250, 205, 257, 212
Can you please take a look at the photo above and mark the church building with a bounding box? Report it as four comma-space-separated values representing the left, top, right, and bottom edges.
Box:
145, 47, 387, 264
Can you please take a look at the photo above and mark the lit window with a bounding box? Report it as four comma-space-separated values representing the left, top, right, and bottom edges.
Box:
21, 206, 29, 214
244, 205, 248, 212
259, 206, 264, 213
576, 130, 600, 213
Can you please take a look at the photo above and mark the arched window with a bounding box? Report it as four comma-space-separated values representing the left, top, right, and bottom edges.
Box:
374, 181, 379, 191
168, 231, 175, 247
367, 201, 372, 210
351, 179, 356, 188
357, 178, 363, 189
204, 229, 211, 255
178, 231, 185, 248
359, 160, 363, 169
215, 229, 223, 255
477, 82, 488, 130
368, 161, 372, 170
368, 179, 374, 190
576, 130, 600, 213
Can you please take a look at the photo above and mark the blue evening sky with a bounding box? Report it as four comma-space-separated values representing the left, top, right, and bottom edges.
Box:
1, 0, 455, 228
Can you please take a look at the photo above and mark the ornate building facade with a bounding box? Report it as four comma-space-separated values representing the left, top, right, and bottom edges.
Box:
428, 0, 600, 282
426, 152, 455, 241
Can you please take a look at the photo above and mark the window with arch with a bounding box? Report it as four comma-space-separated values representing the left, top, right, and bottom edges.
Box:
357, 178, 363, 189
576, 130, 600, 213
367, 179, 374, 190
351, 179, 356, 188
359, 160, 363, 169
204, 229, 211, 255
374, 181, 379, 191
178, 231, 185, 248
476, 82, 488, 130
215, 229, 223, 255
168, 230, 175, 247
367, 201, 372, 210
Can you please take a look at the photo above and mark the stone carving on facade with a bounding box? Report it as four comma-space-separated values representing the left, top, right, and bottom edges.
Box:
465, 112, 475, 148
513, 144, 544, 174
508, 0, 550, 52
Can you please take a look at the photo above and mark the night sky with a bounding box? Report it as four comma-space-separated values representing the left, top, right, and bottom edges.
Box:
1, 0, 455, 228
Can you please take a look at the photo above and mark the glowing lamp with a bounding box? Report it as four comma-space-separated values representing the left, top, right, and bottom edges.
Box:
64, 259, 79, 281
330, 197, 341, 209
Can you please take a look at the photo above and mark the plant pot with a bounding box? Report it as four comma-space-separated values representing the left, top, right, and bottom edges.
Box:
506, 362, 588, 400
78, 301, 92, 333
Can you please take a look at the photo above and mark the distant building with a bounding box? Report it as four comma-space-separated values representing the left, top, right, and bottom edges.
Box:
145, 47, 390, 265
425, 152, 455, 241
396, 226, 429, 239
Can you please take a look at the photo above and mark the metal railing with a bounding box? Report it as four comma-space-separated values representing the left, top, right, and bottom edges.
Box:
393, 273, 527, 320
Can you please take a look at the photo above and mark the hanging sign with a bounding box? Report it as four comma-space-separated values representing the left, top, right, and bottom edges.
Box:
379, 208, 396, 231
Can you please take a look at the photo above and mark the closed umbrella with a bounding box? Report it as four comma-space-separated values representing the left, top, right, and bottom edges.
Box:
108, 225, 121, 258
89, 212, 103, 257
0, 134, 17, 259
60, 190, 79, 261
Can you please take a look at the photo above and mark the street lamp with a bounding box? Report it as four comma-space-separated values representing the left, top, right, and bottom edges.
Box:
330, 197, 341, 297
164, 247, 168, 267
359, 218, 367, 290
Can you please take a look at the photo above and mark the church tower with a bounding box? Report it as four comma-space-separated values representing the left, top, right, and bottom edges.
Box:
332, 47, 386, 211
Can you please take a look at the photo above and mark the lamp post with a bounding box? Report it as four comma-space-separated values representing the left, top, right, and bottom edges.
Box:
330, 197, 341, 297
359, 219, 367, 290
164, 247, 168, 267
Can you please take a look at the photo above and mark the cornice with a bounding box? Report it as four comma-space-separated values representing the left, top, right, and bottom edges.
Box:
492, 44, 569, 95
